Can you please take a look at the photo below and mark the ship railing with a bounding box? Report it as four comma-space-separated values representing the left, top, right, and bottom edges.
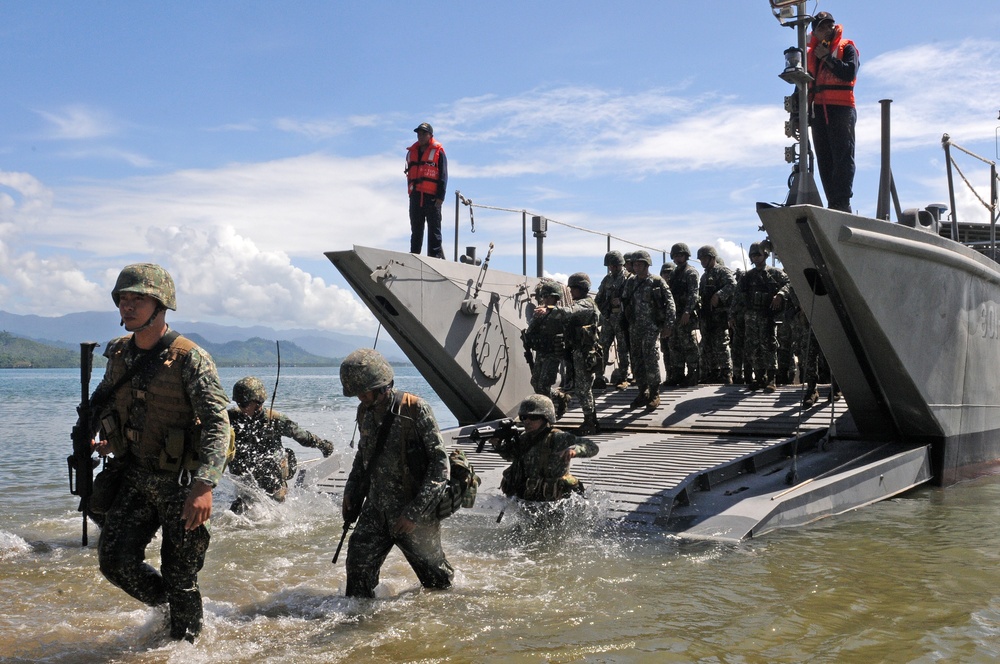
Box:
451, 191, 668, 278
942, 134, 999, 261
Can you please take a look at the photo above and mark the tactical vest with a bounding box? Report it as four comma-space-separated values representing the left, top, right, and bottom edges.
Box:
669, 265, 697, 313
744, 268, 780, 311
525, 310, 566, 353
105, 335, 203, 472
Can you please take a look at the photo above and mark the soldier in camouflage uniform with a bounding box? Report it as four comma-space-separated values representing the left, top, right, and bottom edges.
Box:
340, 349, 453, 598
731, 242, 791, 392
533, 272, 602, 434
697, 245, 737, 384
621, 250, 676, 409
492, 395, 599, 502
227, 376, 334, 511
88, 264, 230, 642
777, 283, 809, 386
658, 262, 675, 386
730, 268, 748, 384
594, 250, 629, 390
665, 243, 701, 387
524, 279, 571, 418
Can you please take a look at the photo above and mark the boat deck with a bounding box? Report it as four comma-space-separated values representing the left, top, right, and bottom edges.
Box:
316, 382, 896, 534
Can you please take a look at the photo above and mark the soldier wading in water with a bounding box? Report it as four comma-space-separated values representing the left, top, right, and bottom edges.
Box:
340, 349, 454, 598
86, 263, 231, 642
491, 394, 599, 505
227, 376, 334, 512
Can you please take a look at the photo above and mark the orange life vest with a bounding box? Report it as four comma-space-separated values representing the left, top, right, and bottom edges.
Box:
807, 26, 857, 108
406, 140, 444, 196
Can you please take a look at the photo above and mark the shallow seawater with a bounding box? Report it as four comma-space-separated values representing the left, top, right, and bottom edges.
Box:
3, 366, 1000, 663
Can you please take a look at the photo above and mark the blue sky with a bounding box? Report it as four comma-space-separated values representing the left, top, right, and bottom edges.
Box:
3, 1, 1000, 335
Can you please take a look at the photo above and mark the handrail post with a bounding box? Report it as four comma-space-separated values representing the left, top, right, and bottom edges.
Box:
943, 134, 959, 243
453, 190, 460, 262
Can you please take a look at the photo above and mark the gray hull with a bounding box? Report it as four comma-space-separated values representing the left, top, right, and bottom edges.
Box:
758, 204, 1000, 484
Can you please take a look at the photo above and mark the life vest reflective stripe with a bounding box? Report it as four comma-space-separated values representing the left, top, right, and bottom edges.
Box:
406, 140, 444, 196
808, 33, 857, 107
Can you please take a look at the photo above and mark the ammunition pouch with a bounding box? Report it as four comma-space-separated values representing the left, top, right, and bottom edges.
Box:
159, 426, 201, 472
99, 410, 126, 457
90, 455, 128, 516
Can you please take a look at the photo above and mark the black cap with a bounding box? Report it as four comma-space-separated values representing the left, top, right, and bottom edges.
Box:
413, 122, 433, 135
811, 11, 834, 31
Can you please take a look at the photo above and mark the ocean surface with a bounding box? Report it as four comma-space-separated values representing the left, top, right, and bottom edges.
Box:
3, 365, 1000, 663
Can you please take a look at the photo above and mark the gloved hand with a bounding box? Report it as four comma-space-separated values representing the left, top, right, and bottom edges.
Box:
319, 439, 334, 457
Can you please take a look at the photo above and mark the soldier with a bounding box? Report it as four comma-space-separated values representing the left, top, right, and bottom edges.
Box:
88, 263, 231, 642
340, 348, 453, 598
730, 268, 748, 384
227, 376, 334, 511
658, 262, 675, 385
777, 284, 805, 386
731, 242, 791, 392
594, 250, 629, 390
492, 395, 599, 502
621, 250, 676, 409
665, 243, 701, 387
534, 272, 602, 435
697, 245, 737, 384
524, 279, 571, 418
617, 251, 638, 387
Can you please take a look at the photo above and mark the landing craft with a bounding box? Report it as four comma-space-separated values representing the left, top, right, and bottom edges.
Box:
319, 1, 1000, 540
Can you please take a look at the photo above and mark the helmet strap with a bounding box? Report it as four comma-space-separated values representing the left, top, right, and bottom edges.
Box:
123, 304, 165, 333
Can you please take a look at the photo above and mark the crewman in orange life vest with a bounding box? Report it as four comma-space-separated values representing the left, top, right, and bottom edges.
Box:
807, 11, 859, 214
405, 122, 448, 258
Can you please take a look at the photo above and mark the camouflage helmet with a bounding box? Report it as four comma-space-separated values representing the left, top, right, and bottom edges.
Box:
603, 250, 624, 267
670, 242, 691, 258
632, 250, 652, 266
749, 241, 770, 258
112, 263, 177, 310
623, 251, 636, 264
518, 394, 556, 425
233, 376, 267, 405
660, 261, 676, 276
567, 272, 591, 291
340, 348, 395, 397
697, 245, 718, 260
534, 279, 563, 300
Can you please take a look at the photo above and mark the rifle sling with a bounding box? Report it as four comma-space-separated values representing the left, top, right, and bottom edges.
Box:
354, 390, 402, 497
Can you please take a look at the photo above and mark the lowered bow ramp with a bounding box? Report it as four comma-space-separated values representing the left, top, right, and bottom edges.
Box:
327, 246, 540, 423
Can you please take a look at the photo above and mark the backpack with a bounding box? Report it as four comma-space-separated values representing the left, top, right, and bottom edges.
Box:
434, 448, 481, 518
398, 392, 482, 519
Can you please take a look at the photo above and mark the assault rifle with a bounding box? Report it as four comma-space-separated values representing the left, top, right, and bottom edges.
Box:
466, 418, 521, 453
68, 342, 100, 546
520, 329, 534, 372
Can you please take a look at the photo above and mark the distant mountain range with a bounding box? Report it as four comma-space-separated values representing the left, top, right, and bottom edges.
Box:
0, 310, 405, 367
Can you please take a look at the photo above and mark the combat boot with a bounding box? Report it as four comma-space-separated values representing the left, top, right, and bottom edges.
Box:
830, 379, 842, 402
763, 374, 777, 393
645, 387, 660, 410
578, 411, 600, 435
721, 371, 733, 385
681, 370, 699, 387
663, 372, 683, 387
553, 390, 570, 419
629, 387, 649, 410
802, 381, 820, 407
